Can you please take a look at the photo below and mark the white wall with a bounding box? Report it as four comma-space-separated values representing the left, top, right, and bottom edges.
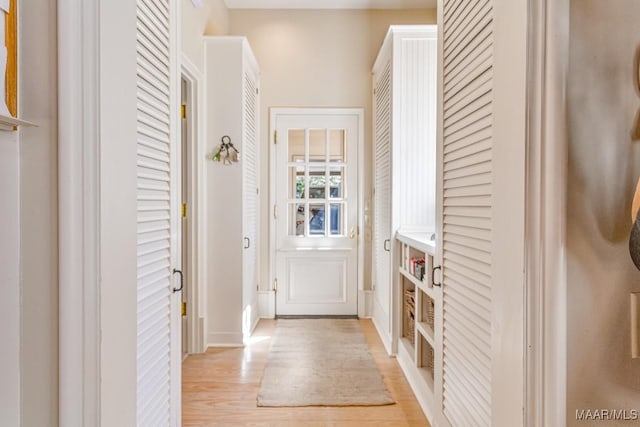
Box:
229, 9, 437, 303
99, 0, 138, 424
182, 0, 229, 70
0, 130, 19, 426
567, 1, 640, 424
18, 0, 59, 425
491, 0, 528, 424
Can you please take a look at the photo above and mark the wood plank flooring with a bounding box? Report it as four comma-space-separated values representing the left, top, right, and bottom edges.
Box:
182, 319, 430, 426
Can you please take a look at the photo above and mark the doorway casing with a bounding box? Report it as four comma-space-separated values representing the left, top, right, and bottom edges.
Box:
180, 53, 208, 354
267, 108, 366, 318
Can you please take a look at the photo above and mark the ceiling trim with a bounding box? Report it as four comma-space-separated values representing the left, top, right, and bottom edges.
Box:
224, 0, 436, 10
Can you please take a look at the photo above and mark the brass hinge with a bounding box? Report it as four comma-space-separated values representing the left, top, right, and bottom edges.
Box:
273, 204, 278, 219
274, 130, 278, 144
273, 278, 278, 292
181, 203, 187, 218
181, 301, 187, 316
181, 104, 186, 119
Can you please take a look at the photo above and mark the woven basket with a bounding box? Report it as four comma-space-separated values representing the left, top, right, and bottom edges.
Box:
404, 289, 415, 339
423, 343, 434, 371
425, 296, 435, 329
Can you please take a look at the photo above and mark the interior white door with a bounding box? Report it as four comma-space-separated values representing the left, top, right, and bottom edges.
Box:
136, 0, 180, 425
274, 110, 360, 316
373, 60, 392, 328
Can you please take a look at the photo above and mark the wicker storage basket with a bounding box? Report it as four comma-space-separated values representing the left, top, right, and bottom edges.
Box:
404, 289, 415, 339
424, 296, 435, 329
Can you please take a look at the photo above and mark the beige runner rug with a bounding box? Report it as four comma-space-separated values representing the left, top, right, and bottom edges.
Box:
257, 318, 395, 407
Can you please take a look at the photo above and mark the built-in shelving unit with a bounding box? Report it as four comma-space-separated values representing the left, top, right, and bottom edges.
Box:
395, 230, 440, 422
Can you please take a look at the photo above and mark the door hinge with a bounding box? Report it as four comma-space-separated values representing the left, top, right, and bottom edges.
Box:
373, 87, 377, 95
274, 130, 278, 144
256, 87, 259, 95
181, 104, 186, 119
181, 301, 187, 316
273, 278, 278, 292
181, 203, 187, 218
273, 204, 278, 219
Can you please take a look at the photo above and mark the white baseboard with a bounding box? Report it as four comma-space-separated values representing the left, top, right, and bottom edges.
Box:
249, 312, 260, 335
207, 331, 244, 348
358, 290, 374, 318
258, 290, 275, 318
371, 301, 393, 356
396, 341, 438, 426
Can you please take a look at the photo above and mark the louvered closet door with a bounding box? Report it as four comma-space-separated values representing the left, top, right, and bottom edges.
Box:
373, 60, 392, 326
243, 71, 259, 311
136, 0, 178, 425
440, 0, 494, 426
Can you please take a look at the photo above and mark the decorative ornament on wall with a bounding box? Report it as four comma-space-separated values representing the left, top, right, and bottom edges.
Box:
210, 135, 240, 165
630, 178, 640, 269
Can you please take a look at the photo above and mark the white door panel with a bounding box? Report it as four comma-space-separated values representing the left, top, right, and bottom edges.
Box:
136, 0, 180, 424
274, 110, 360, 316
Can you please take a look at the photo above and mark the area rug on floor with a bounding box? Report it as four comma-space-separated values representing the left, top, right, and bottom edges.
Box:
256, 318, 395, 407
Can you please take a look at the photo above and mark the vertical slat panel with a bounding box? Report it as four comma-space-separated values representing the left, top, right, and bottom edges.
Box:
441, 0, 494, 425
396, 36, 437, 230
136, 0, 172, 425
373, 60, 392, 312
243, 70, 259, 312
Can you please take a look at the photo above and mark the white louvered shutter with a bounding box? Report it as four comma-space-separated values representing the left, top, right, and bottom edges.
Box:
243, 70, 259, 307
373, 60, 392, 318
136, 0, 175, 425
441, 0, 494, 426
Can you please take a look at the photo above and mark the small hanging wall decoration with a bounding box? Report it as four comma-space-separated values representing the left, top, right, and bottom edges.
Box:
211, 135, 240, 165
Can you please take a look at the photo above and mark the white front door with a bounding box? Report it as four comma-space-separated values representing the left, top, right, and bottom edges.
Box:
273, 109, 361, 316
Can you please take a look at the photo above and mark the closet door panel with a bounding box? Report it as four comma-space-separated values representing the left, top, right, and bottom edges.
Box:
373, 60, 392, 328
441, 1, 494, 426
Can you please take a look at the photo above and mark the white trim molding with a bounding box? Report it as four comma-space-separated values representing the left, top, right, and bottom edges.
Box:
180, 53, 208, 354
525, 0, 569, 425
58, 0, 101, 425
224, 0, 435, 9
268, 108, 365, 318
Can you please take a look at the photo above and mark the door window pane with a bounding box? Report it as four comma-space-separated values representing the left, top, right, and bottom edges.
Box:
288, 129, 305, 163
308, 168, 326, 199
308, 203, 326, 236
289, 166, 305, 199
328, 167, 343, 199
330, 129, 345, 162
309, 129, 327, 162
289, 203, 306, 236
330, 203, 344, 236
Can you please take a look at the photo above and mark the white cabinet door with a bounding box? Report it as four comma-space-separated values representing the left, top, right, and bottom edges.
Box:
439, 1, 495, 425
373, 60, 392, 327
136, 0, 180, 425
273, 109, 361, 316
242, 70, 259, 319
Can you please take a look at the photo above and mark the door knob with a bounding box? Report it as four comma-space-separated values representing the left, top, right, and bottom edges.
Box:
349, 227, 356, 239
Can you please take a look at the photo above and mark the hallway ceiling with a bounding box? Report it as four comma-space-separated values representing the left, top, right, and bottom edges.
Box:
224, 0, 436, 9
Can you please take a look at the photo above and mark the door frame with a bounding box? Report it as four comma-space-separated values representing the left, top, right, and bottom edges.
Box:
524, 0, 569, 425
180, 53, 207, 354
268, 108, 365, 318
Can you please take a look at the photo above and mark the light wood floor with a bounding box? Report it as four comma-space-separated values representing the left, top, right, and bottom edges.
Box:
182, 319, 430, 426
